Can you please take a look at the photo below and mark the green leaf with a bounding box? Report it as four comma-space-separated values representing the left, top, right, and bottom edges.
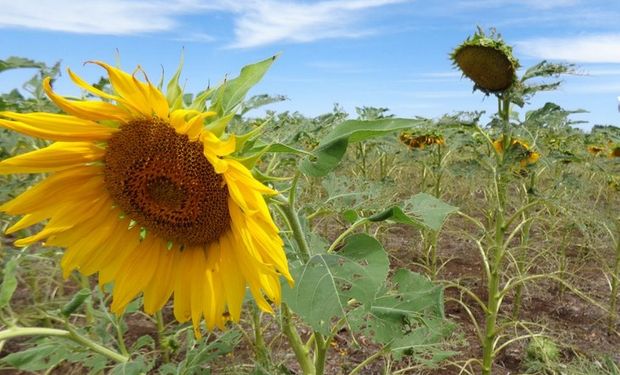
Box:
0, 257, 18, 308
299, 138, 348, 177
182, 330, 241, 372
110, 358, 152, 375
369, 193, 458, 232
1, 341, 61, 371
166, 53, 185, 110
349, 269, 452, 361
61, 288, 91, 317
211, 55, 278, 115
282, 233, 389, 335
404, 193, 459, 231
301, 118, 428, 176
0, 57, 46, 74
239, 94, 287, 116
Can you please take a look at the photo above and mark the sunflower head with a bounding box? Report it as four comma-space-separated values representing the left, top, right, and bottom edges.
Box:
400, 132, 445, 150
0, 56, 292, 337
587, 145, 604, 155
493, 137, 539, 168
451, 28, 519, 95
610, 146, 620, 158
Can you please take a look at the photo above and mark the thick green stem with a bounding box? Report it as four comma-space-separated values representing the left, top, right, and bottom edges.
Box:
482, 96, 510, 375
251, 304, 270, 368
282, 305, 315, 375
0, 326, 128, 363
155, 311, 170, 364
276, 197, 312, 262
113, 316, 129, 357
314, 332, 329, 375
78, 275, 95, 325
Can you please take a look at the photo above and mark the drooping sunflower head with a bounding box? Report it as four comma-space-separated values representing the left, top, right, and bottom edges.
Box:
0, 57, 292, 336
611, 146, 620, 158
400, 132, 445, 150
451, 28, 520, 95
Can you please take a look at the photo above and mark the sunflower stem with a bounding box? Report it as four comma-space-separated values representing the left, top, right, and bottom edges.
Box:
281, 305, 316, 374
250, 304, 270, 369
0, 326, 128, 364
155, 311, 170, 364
327, 219, 369, 253
113, 315, 129, 357
78, 274, 95, 325
314, 332, 329, 375
276, 196, 312, 263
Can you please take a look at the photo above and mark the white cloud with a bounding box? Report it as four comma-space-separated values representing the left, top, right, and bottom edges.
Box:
517, 34, 620, 63
457, 0, 579, 10
0, 0, 181, 34
0, 0, 407, 48
227, 0, 408, 48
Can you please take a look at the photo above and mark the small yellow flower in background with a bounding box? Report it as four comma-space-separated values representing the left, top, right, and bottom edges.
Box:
0, 62, 292, 336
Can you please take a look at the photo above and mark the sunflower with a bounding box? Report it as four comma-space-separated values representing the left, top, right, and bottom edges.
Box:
400, 132, 445, 150
0, 61, 292, 336
587, 145, 604, 155
493, 138, 540, 168
451, 28, 519, 95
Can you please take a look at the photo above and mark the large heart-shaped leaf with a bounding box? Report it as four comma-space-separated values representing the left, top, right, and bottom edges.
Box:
282, 234, 389, 335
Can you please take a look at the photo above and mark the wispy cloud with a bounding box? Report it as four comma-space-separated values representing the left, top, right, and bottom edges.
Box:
0, 0, 407, 48
227, 0, 408, 48
516, 34, 620, 63
0, 0, 183, 34
456, 0, 579, 10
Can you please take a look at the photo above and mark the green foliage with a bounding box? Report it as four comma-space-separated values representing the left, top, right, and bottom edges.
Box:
349, 269, 453, 361
369, 193, 458, 232
0, 257, 18, 308
210, 55, 279, 116
1, 336, 109, 372
301, 117, 429, 176
158, 331, 241, 375
283, 233, 390, 335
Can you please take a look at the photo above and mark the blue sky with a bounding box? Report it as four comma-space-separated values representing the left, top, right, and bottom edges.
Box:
1, 0, 619, 130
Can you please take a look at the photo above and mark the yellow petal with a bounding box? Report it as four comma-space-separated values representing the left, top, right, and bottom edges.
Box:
173, 249, 194, 323
189, 247, 207, 336
0, 112, 117, 141
143, 241, 176, 314
218, 234, 246, 322
1, 166, 103, 214
43, 77, 130, 122
0, 142, 105, 174
97, 225, 142, 286
110, 235, 161, 313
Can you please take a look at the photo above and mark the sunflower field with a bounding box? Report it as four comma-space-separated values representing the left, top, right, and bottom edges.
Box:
0, 29, 619, 375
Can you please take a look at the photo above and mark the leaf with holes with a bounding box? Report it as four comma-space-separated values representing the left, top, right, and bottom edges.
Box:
282, 233, 389, 335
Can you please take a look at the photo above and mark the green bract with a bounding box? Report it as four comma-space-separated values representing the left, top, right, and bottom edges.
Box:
451, 28, 520, 95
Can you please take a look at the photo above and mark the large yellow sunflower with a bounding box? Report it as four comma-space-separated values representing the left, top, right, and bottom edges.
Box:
0, 61, 292, 336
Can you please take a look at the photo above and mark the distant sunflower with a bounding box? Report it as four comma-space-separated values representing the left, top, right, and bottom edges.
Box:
0, 62, 292, 336
587, 145, 604, 155
493, 138, 539, 168
400, 132, 445, 150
